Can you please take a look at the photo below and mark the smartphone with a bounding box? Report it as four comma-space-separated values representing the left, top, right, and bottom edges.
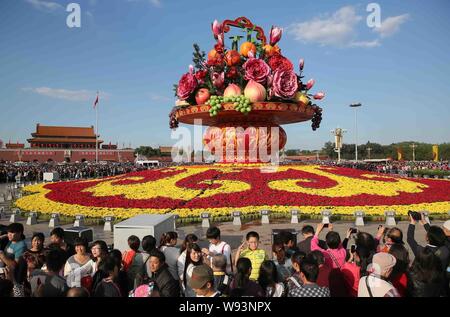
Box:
323, 223, 329, 228
408, 210, 422, 221
350, 228, 358, 234
350, 245, 356, 253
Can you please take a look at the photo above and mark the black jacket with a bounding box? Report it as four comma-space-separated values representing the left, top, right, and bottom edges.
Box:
407, 224, 450, 269
150, 263, 180, 297
297, 236, 327, 255
406, 271, 446, 297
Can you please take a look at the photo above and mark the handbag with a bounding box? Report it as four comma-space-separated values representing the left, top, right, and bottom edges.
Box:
81, 275, 93, 293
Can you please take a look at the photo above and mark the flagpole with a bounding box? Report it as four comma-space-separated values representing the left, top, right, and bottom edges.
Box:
96, 91, 99, 164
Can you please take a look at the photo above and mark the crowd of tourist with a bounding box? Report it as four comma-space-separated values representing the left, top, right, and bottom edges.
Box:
0, 162, 148, 183
306, 160, 450, 177
1, 214, 449, 298
2, 159, 448, 184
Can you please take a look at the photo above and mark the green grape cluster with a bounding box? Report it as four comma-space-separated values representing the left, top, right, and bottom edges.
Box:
205, 95, 223, 117
223, 95, 252, 114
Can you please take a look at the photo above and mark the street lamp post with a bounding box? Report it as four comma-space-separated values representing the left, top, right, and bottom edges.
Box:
349, 103, 362, 161
410, 143, 416, 162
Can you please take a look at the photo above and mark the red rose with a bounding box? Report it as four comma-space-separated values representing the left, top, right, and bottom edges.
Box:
268, 54, 293, 72
195, 70, 207, 80
177, 73, 198, 100
226, 66, 238, 79
243, 58, 270, 83
195, 70, 208, 84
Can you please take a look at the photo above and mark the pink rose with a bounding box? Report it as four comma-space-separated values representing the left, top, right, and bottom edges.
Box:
272, 70, 298, 99
211, 71, 225, 89
243, 58, 270, 84
177, 73, 198, 100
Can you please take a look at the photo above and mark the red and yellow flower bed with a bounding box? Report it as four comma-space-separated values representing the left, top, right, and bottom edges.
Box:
15, 165, 450, 219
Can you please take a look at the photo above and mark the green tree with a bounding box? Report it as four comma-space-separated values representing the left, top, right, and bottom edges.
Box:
284, 149, 299, 156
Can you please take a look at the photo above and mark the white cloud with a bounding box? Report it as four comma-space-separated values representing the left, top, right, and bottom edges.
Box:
22, 87, 110, 102
25, 0, 63, 11
374, 14, 410, 38
349, 39, 381, 48
288, 6, 408, 49
288, 6, 362, 47
126, 0, 162, 7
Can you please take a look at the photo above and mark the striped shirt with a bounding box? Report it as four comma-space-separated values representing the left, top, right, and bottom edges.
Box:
240, 248, 268, 280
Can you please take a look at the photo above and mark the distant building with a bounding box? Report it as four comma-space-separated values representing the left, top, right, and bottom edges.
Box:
27, 124, 102, 149
5, 142, 25, 149
0, 124, 134, 163
159, 146, 173, 155
102, 143, 118, 150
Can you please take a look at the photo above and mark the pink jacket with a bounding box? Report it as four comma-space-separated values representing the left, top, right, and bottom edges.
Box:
311, 235, 347, 269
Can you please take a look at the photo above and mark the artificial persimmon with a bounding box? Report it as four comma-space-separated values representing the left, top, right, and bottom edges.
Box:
224, 50, 241, 66
207, 49, 220, 61
240, 42, 256, 57
263, 44, 280, 57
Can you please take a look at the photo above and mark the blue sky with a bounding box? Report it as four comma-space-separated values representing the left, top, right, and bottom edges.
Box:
0, 0, 449, 150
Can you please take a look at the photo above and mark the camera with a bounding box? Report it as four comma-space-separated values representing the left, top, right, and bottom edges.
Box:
408, 210, 422, 221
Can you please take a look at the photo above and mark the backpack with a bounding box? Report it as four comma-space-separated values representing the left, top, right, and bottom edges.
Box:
133, 255, 151, 289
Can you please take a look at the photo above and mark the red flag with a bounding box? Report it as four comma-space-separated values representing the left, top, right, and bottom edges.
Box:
93, 93, 99, 108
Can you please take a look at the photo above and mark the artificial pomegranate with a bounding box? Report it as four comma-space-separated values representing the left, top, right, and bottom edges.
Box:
195, 88, 211, 105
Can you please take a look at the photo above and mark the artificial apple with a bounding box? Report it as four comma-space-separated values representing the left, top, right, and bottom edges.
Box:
195, 88, 211, 105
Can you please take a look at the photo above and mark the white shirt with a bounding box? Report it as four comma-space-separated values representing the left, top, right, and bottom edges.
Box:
357, 275, 398, 297
208, 241, 232, 273
266, 283, 285, 297
197, 291, 219, 297
183, 263, 196, 297
177, 250, 187, 281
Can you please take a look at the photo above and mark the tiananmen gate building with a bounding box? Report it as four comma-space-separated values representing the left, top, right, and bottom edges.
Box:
0, 124, 135, 163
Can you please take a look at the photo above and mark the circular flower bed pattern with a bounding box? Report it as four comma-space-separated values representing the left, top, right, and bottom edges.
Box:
15, 165, 450, 219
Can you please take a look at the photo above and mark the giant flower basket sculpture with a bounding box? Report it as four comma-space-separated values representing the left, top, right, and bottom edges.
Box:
170, 17, 324, 163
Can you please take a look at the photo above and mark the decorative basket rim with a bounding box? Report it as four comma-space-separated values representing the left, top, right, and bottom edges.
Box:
175, 101, 314, 126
